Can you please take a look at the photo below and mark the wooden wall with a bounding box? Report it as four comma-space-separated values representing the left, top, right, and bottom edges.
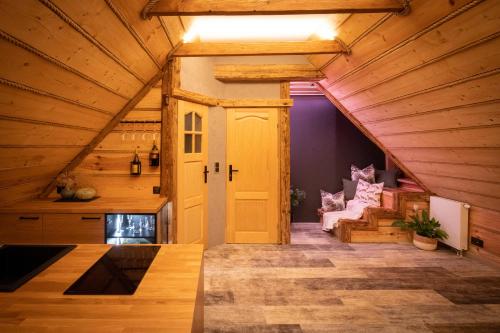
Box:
0, 0, 184, 206
311, 0, 500, 262
72, 86, 161, 198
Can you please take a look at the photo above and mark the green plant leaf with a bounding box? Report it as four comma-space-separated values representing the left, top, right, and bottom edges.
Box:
391, 209, 447, 239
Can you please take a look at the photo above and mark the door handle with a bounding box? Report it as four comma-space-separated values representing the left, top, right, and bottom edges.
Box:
81, 217, 102, 221
19, 216, 40, 220
203, 165, 209, 183
229, 164, 239, 181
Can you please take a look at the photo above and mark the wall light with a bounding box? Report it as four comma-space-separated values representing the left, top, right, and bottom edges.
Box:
183, 16, 337, 43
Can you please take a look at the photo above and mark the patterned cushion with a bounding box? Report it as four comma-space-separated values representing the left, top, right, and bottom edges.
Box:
320, 190, 345, 212
353, 179, 384, 207
351, 164, 375, 183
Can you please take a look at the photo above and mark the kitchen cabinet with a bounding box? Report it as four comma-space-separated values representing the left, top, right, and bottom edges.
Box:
43, 214, 104, 244
0, 198, 169, 244
0, 214, 43, 244
0, 214, 103, 244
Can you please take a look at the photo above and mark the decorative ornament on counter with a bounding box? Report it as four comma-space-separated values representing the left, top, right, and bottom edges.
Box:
130, 149, 142, 176
56, 172, 77, 198
149, 140, 160, 167
75, 187, 97, 200
60, 187, 76, 199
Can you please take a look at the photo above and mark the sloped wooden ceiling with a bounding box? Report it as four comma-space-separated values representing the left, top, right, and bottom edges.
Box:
0, 0, 183, 205
311, 0, 500, 261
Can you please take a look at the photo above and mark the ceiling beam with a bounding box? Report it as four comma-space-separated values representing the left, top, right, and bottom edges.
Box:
144, 0, 408, 17
174, 40, 348, 57
214, 64, 325, 82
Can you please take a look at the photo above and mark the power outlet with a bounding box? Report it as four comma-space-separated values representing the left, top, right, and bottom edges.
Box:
153, 186, 161, 194
471, 236, 484, 248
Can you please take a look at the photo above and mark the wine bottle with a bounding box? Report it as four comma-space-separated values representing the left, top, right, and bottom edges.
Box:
130, 149, 142, 176
149, 140, 160, 167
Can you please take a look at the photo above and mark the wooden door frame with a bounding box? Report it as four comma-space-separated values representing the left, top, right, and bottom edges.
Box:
279, 82, 291, 244
160, 58, 180, 243
161, 65, 291, 244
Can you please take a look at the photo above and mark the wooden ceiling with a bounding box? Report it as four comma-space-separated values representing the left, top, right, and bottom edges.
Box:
0, 0, 498, 260
0, 0, 184, 205
310, 0, 500, 261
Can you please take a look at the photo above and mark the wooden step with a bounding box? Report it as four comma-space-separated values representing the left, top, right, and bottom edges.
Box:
336, 192, 430, 243
351, 227, 412, 243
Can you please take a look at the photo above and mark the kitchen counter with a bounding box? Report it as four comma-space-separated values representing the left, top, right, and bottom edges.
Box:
0, 244, 204, 333
0, 197, 169, 214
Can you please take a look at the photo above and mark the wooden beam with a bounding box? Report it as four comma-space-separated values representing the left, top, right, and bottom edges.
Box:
146, 0, 406, 16
279, 82, 291, 245
218, 99, 293, 108
160, 58, 181, 243
172, 88, 218, 106
173, 88, 293, 108
316, 84, 429, 192
174, 41, 347, 57
214, 64, 325, 82
40, 70, 164, 198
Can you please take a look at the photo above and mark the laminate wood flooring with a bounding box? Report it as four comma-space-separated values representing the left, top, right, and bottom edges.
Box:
204, 223, 500, 333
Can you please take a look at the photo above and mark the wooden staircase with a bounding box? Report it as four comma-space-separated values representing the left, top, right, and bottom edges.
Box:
335, 191, 430, 243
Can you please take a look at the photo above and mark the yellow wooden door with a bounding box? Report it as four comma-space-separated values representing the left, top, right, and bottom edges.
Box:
177, 101, 208, 248
226, 108, 279, 244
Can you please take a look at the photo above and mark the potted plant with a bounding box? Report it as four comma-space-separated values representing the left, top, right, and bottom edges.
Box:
392, 209, 448, 251
290, 186, 306, 222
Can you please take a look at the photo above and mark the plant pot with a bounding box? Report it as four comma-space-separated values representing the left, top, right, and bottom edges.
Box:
413, 232, 438, 251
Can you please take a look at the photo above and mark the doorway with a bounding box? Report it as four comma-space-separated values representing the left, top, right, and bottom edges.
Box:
289, 94, 385, 223
225, 108, 280, 244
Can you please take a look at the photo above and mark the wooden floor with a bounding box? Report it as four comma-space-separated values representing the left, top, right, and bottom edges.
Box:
204, 223, 500, 333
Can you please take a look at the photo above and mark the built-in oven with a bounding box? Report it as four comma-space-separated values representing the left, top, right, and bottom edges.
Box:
105, 214, 157, 244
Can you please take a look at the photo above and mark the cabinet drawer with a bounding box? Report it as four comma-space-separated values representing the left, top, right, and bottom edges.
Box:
0, 214, 43, 244
43, 214, 104, 244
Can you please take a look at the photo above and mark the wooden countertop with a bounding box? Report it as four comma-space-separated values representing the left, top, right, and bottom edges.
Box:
0, 244, 204, 333
0, 197, 169, 214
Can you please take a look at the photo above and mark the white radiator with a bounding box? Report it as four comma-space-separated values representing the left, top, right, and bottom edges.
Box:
430, 196, 470, 251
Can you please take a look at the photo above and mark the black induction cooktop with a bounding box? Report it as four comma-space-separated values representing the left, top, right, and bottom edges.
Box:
64, 245, 160, 295
0, 244, 76, 292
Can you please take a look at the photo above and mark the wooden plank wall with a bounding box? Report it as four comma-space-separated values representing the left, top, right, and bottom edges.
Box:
72, 86, 162, 198
0, 0, 185, 205
312, 0, 500, 262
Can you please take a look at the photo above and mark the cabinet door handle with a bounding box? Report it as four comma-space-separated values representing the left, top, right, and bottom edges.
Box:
19, 216, 40, 220
81, 217, 101, 220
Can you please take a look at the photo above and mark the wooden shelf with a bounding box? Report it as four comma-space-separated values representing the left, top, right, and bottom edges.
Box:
0, 197, 168, 214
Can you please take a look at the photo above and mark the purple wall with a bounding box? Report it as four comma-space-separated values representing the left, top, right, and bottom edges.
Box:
290, 95, 385, 222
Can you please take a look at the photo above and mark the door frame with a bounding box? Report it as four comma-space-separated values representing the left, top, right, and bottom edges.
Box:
278, 82, 291, 244
161, 60, 291, 244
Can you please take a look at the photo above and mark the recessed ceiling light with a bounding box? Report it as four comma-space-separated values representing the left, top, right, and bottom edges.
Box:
183, 16, 337, 43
